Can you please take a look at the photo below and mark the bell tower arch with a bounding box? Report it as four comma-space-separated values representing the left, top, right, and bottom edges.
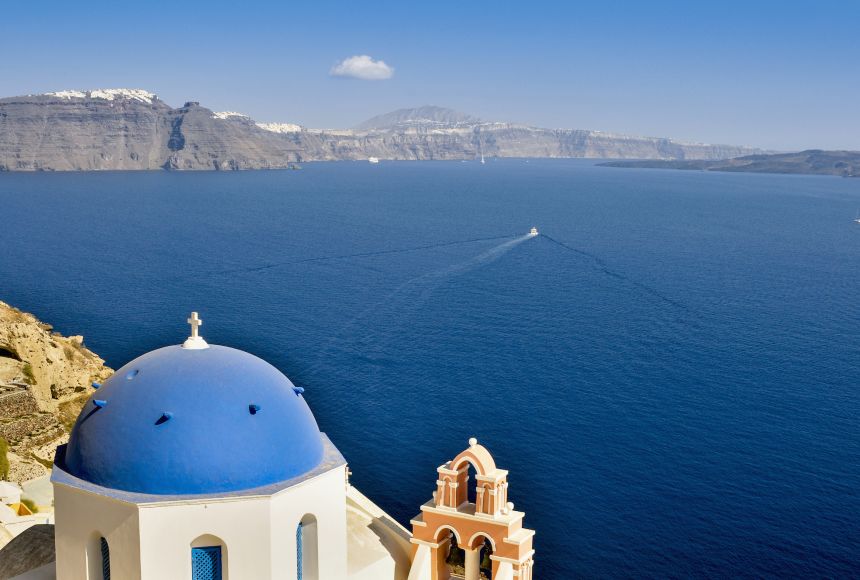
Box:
408, 439, 535, 580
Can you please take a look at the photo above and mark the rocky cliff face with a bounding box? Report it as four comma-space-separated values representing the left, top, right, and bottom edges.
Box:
0, 91, 171, 171
0, 91, 763, 171
0, 92, 308, 171
0, 301, 112, 483
600, 149, 860, 177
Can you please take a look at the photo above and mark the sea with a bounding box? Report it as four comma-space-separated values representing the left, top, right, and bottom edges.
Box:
0, 159, 858, 577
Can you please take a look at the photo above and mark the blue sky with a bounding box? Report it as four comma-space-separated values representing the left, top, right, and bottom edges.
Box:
1, 0, 857, 150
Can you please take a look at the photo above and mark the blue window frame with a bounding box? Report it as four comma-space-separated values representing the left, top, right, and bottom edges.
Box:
192, 546, 222, 580
100, 537, 110, 580
297, 523, 303, 580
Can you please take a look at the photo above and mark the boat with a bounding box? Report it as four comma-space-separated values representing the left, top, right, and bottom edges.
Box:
854, 210, 860, 224
529, 227, 539, 237
368, 157, 380, 164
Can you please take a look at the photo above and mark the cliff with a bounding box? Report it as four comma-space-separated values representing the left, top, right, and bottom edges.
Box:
0, 301, 112, 483
0, 91, 307, 171
598, 150, 860, 177
0, 91, 762, 171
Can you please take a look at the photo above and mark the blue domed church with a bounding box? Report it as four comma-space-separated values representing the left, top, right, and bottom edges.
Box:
45, 314, 534, 580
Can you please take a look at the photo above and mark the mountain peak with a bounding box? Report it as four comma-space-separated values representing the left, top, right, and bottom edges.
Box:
354, 106, 481, 132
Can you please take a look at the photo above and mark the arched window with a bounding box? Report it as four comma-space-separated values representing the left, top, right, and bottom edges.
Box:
466, 462, 479, 505
296, 514, 319, 580
444, 532, 465, 575
296, 522, 302, 580
190, 534, 226, 580
434, 526, 464, 578
191, 546, 222, 580
477, 536, 495, 579
99, 537, 110, 580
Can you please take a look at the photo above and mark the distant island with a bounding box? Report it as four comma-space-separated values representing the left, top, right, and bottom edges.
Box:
0, 89, 762, 171
598, 150, 860, 178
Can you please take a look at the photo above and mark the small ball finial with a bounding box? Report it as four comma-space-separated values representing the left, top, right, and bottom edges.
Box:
469, 437, 478, 447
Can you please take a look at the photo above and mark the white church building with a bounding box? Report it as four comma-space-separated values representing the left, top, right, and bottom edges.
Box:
33, 314, 534, 580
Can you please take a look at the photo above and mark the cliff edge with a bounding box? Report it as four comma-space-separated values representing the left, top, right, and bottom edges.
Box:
0, 301, 112, 483
0, 90, 763, 170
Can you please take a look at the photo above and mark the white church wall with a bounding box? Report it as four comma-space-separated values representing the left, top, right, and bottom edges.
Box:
54, 485, 141, 580
270, 465, 347, 580
52, 464, 350, 580
137, 494, 272, 579
406, 544, 432, 580
346, 485, 412, 580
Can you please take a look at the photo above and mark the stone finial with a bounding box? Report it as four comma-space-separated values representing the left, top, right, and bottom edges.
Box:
469, 437, 478, 447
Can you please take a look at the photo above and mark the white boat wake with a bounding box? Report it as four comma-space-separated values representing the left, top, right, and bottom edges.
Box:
205, 233, 521, 277
304, 233, 535, 375
409, 233, 532, 303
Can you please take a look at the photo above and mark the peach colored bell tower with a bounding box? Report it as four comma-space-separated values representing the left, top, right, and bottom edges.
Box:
407, 439, 535, 580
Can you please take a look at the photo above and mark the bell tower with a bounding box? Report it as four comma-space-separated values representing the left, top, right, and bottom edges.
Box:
407, 439, 535, 580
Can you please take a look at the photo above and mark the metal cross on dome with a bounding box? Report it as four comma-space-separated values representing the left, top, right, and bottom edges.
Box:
183, 311, 208, 349
188, 312, 202, 338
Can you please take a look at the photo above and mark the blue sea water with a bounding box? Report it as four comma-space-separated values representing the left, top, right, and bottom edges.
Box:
0, 159, 858, 577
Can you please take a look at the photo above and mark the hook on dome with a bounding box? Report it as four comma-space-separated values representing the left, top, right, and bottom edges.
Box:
155, 412, 173, 425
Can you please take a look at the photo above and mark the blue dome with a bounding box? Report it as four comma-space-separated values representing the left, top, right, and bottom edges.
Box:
63, 345, 325, 495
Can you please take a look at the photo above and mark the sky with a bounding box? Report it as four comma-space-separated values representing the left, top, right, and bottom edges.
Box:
1, 0, 858, 150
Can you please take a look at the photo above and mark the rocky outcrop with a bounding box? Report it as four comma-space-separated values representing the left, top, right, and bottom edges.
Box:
0, 302, 111, 410
0, 301, 112, 483
599, 149, 860, 177
0, 91, 763, 171
160, 103, 306, 170
0, 523, 55, 578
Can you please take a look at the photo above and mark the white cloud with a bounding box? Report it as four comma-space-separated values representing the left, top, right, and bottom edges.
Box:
330, 55, 394, 80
